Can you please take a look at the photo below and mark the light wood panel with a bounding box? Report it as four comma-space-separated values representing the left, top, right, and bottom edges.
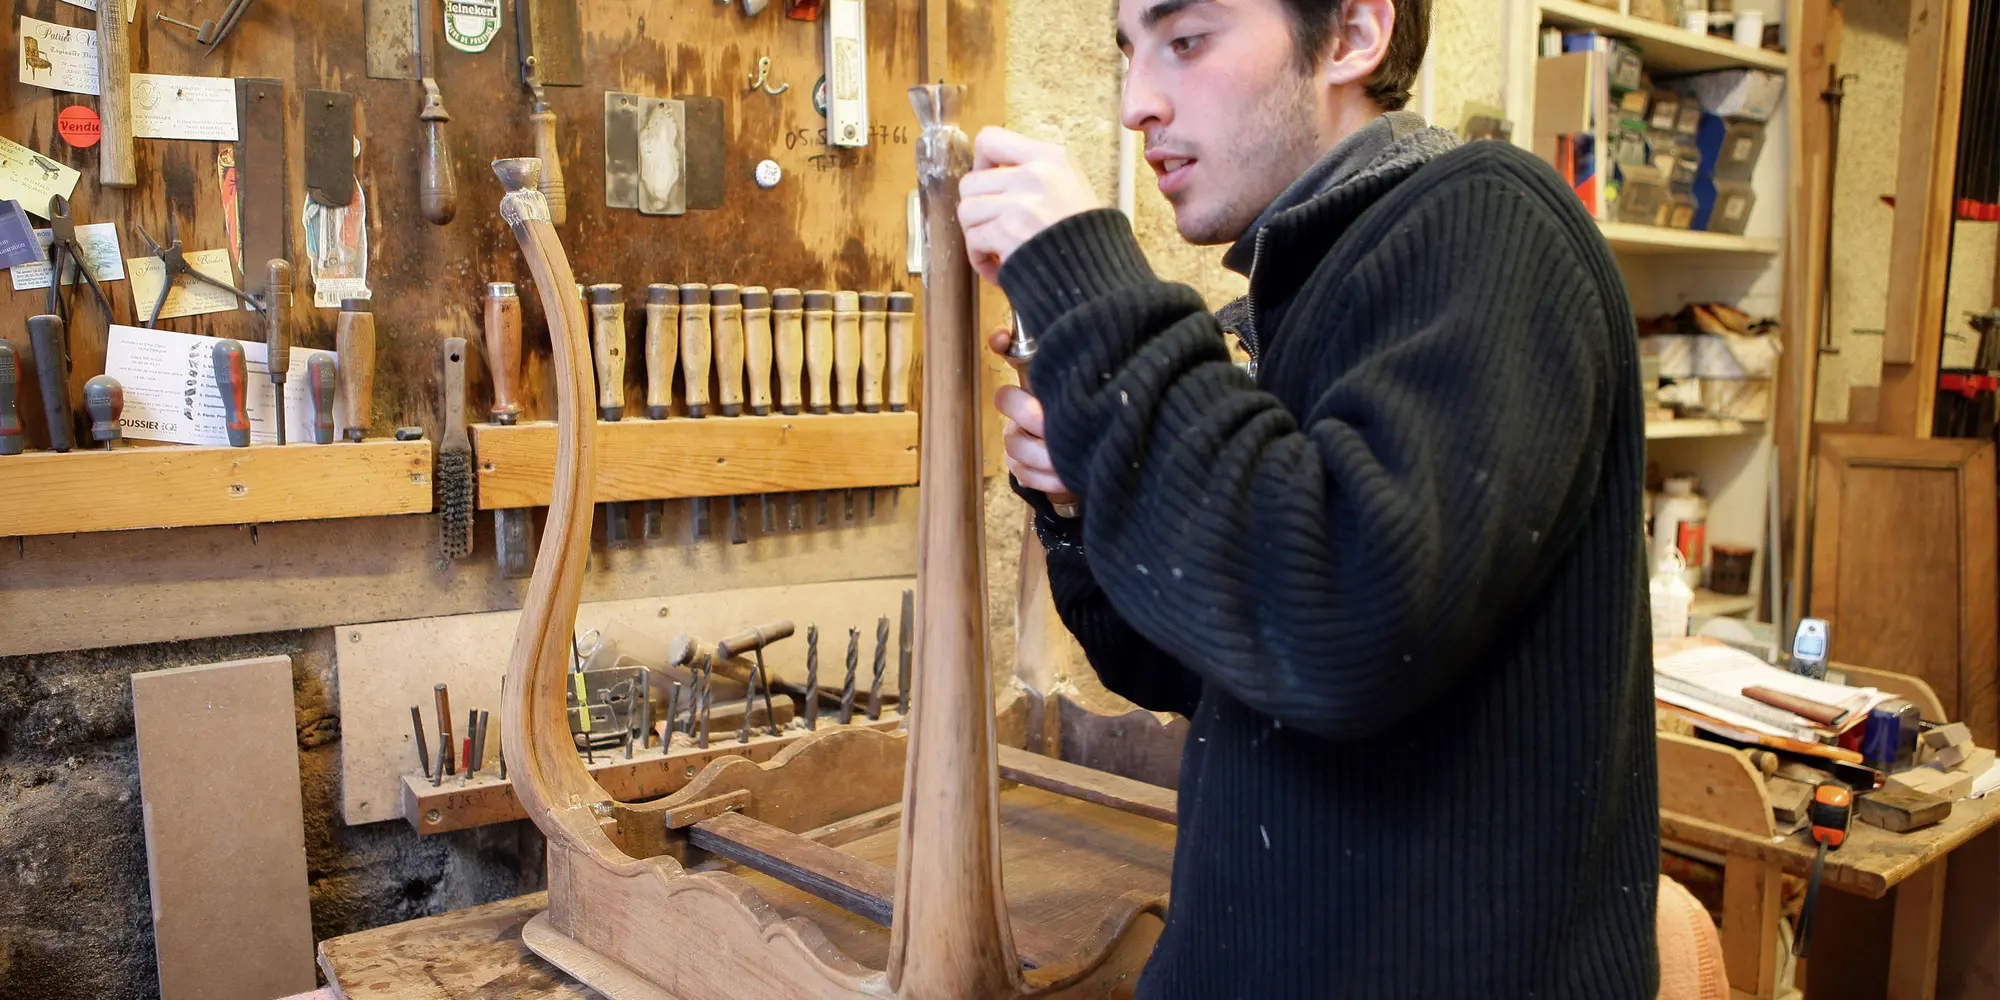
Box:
1658, 732, 1776, 838
471, 412, 917, 508
1878, 0, 1974, 436
0, 439, 432, 537
1811, 435, 1999, 745
339, 581, 915, 825
133, 656, 316, 1000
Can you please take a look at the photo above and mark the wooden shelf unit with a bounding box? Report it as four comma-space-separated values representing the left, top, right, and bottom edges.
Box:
1599, 221, 1782, 255
1646, 418, 1753, 440
470, 412, 919, 509
1537, 0, 1790, 75
0, 439, 434, 537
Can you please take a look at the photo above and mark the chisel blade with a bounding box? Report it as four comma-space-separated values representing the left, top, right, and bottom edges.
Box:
494, 508, 536, 578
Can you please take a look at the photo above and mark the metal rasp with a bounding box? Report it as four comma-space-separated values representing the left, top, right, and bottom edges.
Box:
485, 283, 536, 576
517, 0, 584, 223
26, 315, 73, 453
365, 0, 418, 79
416, 0, 457, 225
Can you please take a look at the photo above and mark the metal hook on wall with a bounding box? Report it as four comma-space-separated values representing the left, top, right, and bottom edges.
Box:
746, 56, 790, 95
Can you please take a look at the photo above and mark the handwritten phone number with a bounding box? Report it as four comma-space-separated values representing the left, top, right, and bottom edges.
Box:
783, 124, 910, 151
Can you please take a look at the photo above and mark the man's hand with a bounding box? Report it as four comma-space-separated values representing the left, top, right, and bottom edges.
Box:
960, 129, 1102, 283
989, 327, 1071, 495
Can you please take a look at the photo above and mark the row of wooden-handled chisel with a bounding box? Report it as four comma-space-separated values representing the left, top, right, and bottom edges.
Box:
470, 280, 918, 576
409, 683, 500, 786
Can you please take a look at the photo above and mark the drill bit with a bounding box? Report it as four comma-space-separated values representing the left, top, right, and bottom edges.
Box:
697, 654, 712, 749
804, 625, 819, 730
839, 628, 858, 724
868, 616, 888, 720
755, 647, 779, 736
739, 656, 755, 745
897, 589, 914, 717
409, 705, 432, 778
666, 680, 683, 740
432, 733, 448, 787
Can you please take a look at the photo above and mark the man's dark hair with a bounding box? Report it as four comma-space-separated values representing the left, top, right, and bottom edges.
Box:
1278, 0, 1431, 111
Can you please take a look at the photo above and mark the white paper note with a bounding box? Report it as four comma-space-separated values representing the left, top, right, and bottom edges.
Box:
104, 325, 343, 446
131, 74, 238, 141
126, 248, 240, 320
18, 16, 99, 96
0, 137, 81, 218
9, 221, 124, 290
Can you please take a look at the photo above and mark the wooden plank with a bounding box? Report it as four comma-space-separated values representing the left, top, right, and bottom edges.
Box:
132, 656, 315, 1000
1886, 857, 1949, 1000
997, 744, 1177, 825
471, 413, 920, 509
317, 892, 593, 1000
1657, 732, 1777, 838
1536, 0, 1791, 72
1813, 436, 2000, 746
1879, 0, 1974, 436
1721, 854, 1782, 999
339, 581, 915, 825
404, 716, 907, 835
1055, 687, 1188, 789
0, 440, 432, 537
690, 811, 895, 926
0, 505, 918, 658
1596, 221, 1782, 255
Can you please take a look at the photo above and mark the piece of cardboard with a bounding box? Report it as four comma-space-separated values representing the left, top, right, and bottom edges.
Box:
132, 656, 315, 1000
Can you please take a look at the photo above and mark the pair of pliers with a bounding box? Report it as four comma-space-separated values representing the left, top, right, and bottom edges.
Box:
132, 213, 261, 328
45, 195, 112, 324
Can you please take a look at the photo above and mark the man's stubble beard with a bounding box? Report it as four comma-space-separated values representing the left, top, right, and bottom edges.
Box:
1173, 70, 1323, 247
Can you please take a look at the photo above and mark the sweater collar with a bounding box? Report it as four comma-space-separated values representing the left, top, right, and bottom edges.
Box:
1221, 110, 1447, 276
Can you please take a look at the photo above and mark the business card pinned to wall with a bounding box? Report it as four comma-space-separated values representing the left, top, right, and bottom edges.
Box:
0, 137, 81, 219
126, 249, 239, 320
18, 16, 100, 96
10, 221, 125, 289
132, 74, 239, 141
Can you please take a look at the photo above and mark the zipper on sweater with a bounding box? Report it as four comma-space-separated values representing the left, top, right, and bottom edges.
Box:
1244, 228, 1268, 378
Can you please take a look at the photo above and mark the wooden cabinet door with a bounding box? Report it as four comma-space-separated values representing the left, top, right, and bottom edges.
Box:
1813, 435, 1998, 743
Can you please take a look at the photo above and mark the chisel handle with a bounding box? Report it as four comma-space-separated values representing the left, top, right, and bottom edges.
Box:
859, 292, 886, 413
832, 291, 861, 414
96, 0, 137, 187
887, 292, 914, 412
530, 103, 567, 226
84, 374, 122, 446
265, 259, 293, 384
712, 284, 746, 417
804, 290, 833, 415
645, 284, 679, 419
335, 299, 376, 441
681, 284, 713, 418
419, 81, 458, 225
305, 354, 336, 444
26, 314, 73, 453
716, 620, 797, 659
483, 283, 523, 424
742, 287, 774, 416
0, 342, 21, 455
773, 288, 805, 416
588, 285, 626, 421
210, 339, 250, 448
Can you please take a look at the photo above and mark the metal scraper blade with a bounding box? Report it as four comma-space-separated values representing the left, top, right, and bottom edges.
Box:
365, 0, 418, 79
518, 0, 584, 86
604, 93, 642, 210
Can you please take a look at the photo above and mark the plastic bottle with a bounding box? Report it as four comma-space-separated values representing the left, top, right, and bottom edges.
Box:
1650, 549, 1695, 642
1651, 474, 1708, 590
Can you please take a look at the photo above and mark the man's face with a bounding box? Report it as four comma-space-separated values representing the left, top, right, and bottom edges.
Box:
1119, 0, 1325, 246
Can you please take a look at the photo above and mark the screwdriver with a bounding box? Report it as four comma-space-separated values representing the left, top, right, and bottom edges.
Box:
211, 339, 250, 447
264, 260, 293, 445
83, 375, 123, 449
27, 315, 73, 453
0, 342, 23, 455
304, 355, 335, 444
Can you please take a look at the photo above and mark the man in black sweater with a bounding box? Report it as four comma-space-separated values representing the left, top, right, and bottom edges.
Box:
957, 0, 1659, 996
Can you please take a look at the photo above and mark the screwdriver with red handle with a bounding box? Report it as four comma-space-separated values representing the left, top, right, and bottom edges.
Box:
211, 339, 250, 447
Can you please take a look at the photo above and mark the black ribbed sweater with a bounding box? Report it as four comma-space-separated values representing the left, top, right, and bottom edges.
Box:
999, 138, 1660, 998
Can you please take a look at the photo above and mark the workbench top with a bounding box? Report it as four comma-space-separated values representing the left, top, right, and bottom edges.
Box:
1661, 789, 2000, 898
316, 892, 588, 1000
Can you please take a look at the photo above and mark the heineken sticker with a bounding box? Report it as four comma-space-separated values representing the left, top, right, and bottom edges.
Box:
444, 1, 501, 53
